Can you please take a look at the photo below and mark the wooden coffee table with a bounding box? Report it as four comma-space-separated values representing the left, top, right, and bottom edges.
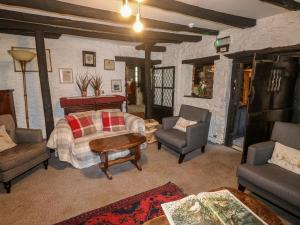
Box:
89, 133, 146, 179
144, 187, 283, 225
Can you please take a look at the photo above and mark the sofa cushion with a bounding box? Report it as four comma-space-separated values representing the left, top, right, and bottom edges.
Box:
156, 128, 186, 148
0, 125, 16, 152
65, 114, 96, 138
0, 114, 16, 142
0, 142, 47, 171
237, 163, 300, 207
102, 111, 126, 132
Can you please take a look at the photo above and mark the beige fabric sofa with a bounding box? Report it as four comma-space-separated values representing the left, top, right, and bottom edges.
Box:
47, 110, 145, 169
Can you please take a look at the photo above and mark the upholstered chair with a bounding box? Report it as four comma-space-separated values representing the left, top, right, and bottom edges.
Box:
0, 114, 49, 193
237, 121, 300, 218
155, 105, 211, 163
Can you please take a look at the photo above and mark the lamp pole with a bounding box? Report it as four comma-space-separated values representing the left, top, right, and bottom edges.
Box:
19, 60, 30, 128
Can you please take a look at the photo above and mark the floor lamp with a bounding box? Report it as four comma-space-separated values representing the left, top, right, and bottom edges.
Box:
8, 50, 36, 128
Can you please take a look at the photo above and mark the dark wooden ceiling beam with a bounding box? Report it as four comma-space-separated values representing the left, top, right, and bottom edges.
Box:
260, 0, 300, 10
137, 0, 256, 28
0, 29, 61, 39
135, 43, 167, 52
0, 9, 202, 43
0, 19, 184, 43
0, 0, 219, 35
115, 56, 161, 66
182, 55, 220, 65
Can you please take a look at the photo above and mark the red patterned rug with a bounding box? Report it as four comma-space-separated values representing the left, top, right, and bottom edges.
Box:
55, 182, 185, 225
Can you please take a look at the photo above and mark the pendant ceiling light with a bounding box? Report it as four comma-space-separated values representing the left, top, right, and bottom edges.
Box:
133, 1, 143, 32
120, 0, 132, 18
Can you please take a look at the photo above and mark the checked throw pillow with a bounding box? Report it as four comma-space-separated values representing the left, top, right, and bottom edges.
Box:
65, 114, 96, 138
102, 111, 126, 132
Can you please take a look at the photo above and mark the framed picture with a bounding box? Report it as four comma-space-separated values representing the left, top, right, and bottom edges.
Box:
12, 47, 52, 72
59, 68, 73, 83
83, 51, 96, 67
111, 79, 122, 92
104, 59, 115, 70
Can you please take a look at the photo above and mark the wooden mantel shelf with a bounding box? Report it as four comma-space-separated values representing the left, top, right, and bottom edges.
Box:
60, 95, 126, 115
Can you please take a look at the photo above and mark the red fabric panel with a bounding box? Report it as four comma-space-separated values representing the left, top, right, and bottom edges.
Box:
60, 95, 126, 107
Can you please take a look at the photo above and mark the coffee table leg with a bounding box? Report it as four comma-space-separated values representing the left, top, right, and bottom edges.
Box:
100, 152, 112, 180
130, 146, 142, 171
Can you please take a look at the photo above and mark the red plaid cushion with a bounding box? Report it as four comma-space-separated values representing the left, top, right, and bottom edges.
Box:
102, 111, 126, 132
65, 114, 96, 138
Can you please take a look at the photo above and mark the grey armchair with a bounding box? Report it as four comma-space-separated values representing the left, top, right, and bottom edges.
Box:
0, 114, 49, 193
237, 121, 300, 218
155, 105, 211, 163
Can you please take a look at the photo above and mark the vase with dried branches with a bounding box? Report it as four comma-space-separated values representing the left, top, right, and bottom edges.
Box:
76, 72, 91, 97
90, 75, 103, 96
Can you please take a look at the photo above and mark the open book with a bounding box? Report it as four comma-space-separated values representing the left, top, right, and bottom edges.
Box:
161, 190, 268, 225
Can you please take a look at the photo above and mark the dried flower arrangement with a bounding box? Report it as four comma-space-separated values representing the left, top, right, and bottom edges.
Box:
90, 74, 103, 96
76, 71, 91, 97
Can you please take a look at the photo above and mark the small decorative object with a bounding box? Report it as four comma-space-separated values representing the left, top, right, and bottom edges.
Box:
104, 59, 115, 70
90, 75, 103, 96
59, 68, 73, 83
76, 72, 91, 97
111, 79, 122, 92
11, 47, 52, 72
83, 51, 96, 67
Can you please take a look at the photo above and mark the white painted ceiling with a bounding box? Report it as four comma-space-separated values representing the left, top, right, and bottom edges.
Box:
58, 0, 288, 31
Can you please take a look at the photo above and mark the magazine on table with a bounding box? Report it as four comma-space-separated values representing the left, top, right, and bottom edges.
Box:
161, 190, 268, 225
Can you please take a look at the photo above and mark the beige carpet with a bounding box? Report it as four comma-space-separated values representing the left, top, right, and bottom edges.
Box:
0, 143, 290, 225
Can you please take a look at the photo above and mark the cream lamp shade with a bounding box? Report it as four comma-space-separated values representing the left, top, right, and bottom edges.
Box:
8, 50, 36, 62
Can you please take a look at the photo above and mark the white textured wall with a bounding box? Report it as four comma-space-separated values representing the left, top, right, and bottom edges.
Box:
161, 11, 300, 144
0, 34, 161, 137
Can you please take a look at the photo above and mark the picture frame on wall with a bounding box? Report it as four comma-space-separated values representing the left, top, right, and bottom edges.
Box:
59, 68, 73, 83
12, 47, 52, 72
104, 59, 115, 70
111, 79, 122, 92
83, 51, 96, 67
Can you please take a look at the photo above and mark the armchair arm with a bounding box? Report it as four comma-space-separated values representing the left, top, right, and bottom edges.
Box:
124, 113, 145, 135
186, 122, 210, 150
16, 128, 43, 143
247, 141, 275, 165
162, 116, 179, 130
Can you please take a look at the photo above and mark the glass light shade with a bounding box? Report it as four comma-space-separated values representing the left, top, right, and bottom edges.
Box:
133, 19, 143, 32
120, 4, 132, 17
8, 50, 36, 62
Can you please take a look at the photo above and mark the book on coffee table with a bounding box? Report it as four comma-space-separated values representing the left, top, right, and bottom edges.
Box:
161, 190, 267, 225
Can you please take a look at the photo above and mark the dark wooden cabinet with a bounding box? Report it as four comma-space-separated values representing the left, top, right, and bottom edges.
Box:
0, 89, 16, 123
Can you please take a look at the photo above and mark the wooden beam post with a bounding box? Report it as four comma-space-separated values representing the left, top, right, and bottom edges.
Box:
35, 30, 54, 138
145, 44, 152, 119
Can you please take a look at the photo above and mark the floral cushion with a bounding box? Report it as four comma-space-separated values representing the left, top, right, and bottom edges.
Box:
102, 111, 126, 132
65, 114, 96, 138
268, 142, 300, 175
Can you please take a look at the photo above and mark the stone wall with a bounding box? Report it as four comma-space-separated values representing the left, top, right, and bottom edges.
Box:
0, 34, 161, 137
160, 11, 300, 144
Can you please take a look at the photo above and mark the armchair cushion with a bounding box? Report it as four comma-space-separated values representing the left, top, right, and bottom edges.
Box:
268, 142, 300, 175
173, 117, 197, 132
0, 142, 47, 171
247, 141, 275, 165
162, 116, 179, 130
237, 163, 300, 208
0, 125, 16, 152
156, 128, 186, 149
0, 114, 16, 142
15, 128, 43, 144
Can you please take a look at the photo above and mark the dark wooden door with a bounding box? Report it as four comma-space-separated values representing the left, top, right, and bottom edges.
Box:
242, 56, 297, 162
152, 66, 175, 122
